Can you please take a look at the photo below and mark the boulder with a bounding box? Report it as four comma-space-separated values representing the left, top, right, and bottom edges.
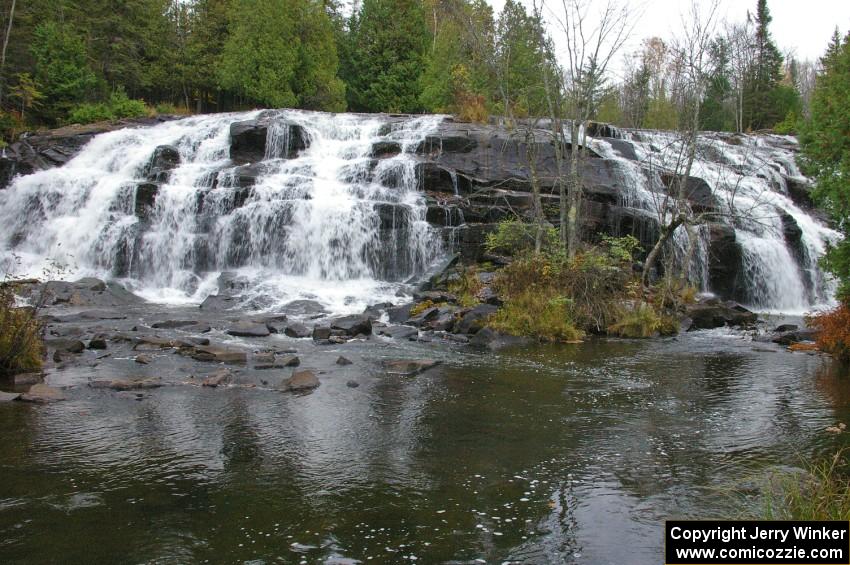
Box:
283, 322, 311, 338
382, 359, 440, 376
454, 304, 499, 334
336, 356, 353, 366
469, 327, 533, 350
772, 328, 819, 346
686, 301, 758, 330
201, 369, 232, 388
87, 335, 108, 350
406, 306, 440, 327
281, 299, 328, 316
330, 315, 372, 336
387, 303, 413, 324
47, 338, 85, 354
280, 369, 320, 392
146, 145, 180, 182
312, 326, 332, 341
255, 354, 300, 370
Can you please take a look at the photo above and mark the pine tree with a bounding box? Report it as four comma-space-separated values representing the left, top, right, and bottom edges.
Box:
743, 0, 785, 129
341, 0, 429, 113
700, 38, 734, 131
799, 31, 850, 300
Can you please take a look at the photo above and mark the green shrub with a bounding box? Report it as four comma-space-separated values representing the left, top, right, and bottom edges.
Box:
108, 89, 149, 119
67, 88, 150, 124
68, 102, 114, 124
485, 219, 560, 256
489, 289, 582, 342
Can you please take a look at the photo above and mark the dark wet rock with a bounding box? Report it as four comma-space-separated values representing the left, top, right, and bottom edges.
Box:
406, 306, 440, 326
280, 369, 320, 392
312, 326, 332, 340
476, 286, 502, 306
387, 303, 413, 324
87, 335, 108, 350
146, 144, 180, 182
413, 291, 457, 303
330, 315, 372, 336
229, 118, 307, 164
134, 182, 159, 220
134, 354, 152, 364
469, 327, 533, 350
89, 377, 162, 391
201, 369, 232, 388
454, 304, 498, 334
47, 338, 85, 354
253, 352, 275, 365
425, 307, 458, 332
226, 321, 271, 337
255, 355, 300, 370
188, 345, 247, 364
382, 359, 440, 376
186, 323, 212, 334
377, 325, 419, 340
151, 320, 199, 329
19, 383, 66, 403
283, 322, 311, 338
336, 356, 353, 366
371, 140, 402, 158
346, 380, 360, 388
0, 390, 21, 402
772, 328, 819, 346
774, 324, 799, 333
443, 333, 470, 344
685, 301, 758, 330
363, 302, 393, 320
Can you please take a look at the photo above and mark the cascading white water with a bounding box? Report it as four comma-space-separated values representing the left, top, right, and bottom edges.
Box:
0, 110, 444, 314
591, 129, 842, 313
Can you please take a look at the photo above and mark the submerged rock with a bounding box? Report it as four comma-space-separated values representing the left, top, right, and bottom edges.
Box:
89, 377, 162, 391
382, 359, 440, 376
189, 345, 247, 364
201, 369, 232, 388
280, 369, 320, 392
19, 383, 66, 403
226, 321, 272, 337
336, 356, 353, 365
376, 325, 418, 340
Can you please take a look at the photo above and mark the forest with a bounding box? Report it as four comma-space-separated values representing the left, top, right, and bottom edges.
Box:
0, 0, 812, 135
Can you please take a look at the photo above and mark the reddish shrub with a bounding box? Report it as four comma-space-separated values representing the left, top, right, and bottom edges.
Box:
809, 304, 850, 363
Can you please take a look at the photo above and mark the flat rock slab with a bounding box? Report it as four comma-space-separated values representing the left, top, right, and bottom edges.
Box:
19, 384, 66, 403
151, 320, 199, 329
280, 369, 320, 392
382, 359, 440, 376
189, 345, 247, 365
0, 390, 21, 402
377, 325, 419, 340
133, 337, 176, 351
89, 377, 162, 391
226, 321, 271, 337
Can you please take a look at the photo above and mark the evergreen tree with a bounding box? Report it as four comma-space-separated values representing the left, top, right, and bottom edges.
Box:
700, 37, 734, 131
743, 0, 785, 129
342, 0, 429, 113
799, 32, 850, 301
30, 20, 97, 119
291, 0, 345, 111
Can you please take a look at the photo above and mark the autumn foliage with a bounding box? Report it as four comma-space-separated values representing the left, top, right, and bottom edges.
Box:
809, 304, 850, 363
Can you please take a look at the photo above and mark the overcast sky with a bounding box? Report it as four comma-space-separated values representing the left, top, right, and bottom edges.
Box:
485, 0, 850, 78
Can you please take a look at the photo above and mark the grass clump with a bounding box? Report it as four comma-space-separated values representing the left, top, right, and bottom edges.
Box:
489, 290, 582, 342
448, 266, 482, 307
409, 299, 436, 317
608, 302, 662, 338
759, 451, 850, 520
0, 282, 44, 375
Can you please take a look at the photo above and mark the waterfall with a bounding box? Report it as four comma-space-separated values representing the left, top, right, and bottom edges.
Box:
591, 130, 841, 313
0, 110, 444, 314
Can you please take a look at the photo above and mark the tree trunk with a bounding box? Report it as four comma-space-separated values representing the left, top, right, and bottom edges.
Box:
0, 0, 17, 106
566, 119, 581, 259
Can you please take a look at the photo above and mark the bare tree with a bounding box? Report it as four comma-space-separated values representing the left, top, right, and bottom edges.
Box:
545, 0, 633, 258
725, 20, 755, 133
641, 0, 721, 287
0, 0, 16, 106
